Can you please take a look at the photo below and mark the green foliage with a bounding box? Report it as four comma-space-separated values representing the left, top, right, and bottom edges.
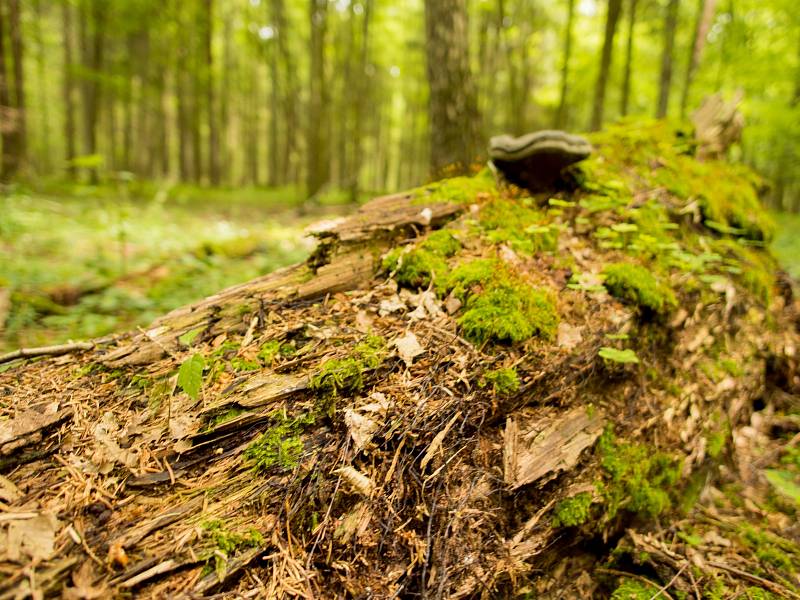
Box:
382, 230, 461, 291
598, 347, 640, 364
245, 413, 313, 472
764, 469, 800, 505
481, 367, 520, 395
412, 168, 497, 205
738, 524, 800, 572
257, 340, 294, 365
207, 408, 246, 429
711, 238, 776, 304
598, 427, 681, 519
602, 262, 677, 316
445, 259, 558, 345
309, 335, 386, 399
177, 353, 205, 400
201, 519, 264, 580
771, 213, 800, 280
610, 578, 665, 599
552, 492, 593, 528
478, 199, 559, 255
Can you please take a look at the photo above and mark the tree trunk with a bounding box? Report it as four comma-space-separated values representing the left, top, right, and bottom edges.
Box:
7, 0, 24, 172
205, 0, 219, 185
350, 0, 371, 201
424, 0, 481, 176
555, 0, 576, 129
656, 0, 680, 118
620, 0, 638, 116
590, 0, 622, 131
306, 0, 329, 199
680, 0, 716, 117
62, 0, 76, 178
33, 0, 50, 173
78, 0, 105, 183
0, 0, 25, 180
268, 32, 280, 187
0, 0, 11, 180
272, 0, 297, 184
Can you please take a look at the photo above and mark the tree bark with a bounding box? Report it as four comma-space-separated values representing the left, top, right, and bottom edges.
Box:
555, 0, 576, 128
590, 0, 622, 131
680, 0, 716, 117
78, 0, 105, 183
62, 0, 76, 178
306, 0, 329, 199
424, 0, 481, 176
620, 0, 638, 116
0, 0, 25, 180
350, 0, 371, 201
205, 0, 219, 185
656, 0, 680, 118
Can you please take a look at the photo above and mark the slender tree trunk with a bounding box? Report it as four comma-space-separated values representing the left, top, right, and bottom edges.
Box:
176, 58, 191, 181
220, 11, 231, 184
268, 37, 280, 187
78, 0, 105, 182
620, 0, 638, 116
350, 0, 371, 201
205, 0, 219, 185
590, 0, 622, 131
680, 0, 716, 117
656, 0, 680, 118
8, 0, 24, 172
272, 0, 297, 184
306, 0, 329, 199
0, 0, 11, 181
794, 32, 800, 107
33, 0, 50, 173
424, 0, 481, 176
555, 0, 576, 128
62, 0, 76, 177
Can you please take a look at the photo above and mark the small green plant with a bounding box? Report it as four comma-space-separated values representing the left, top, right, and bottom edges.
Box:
597, 427, 681, 519
552, 492, 592, 527
382, 230, 461, 290
602, 262, 676, 316
230, 356, 261, 372
207, 407, 246, 429
598, 347, 640, 364
610, 578, 665, 599
245, 412, 313, 472
177, 353, 205, 400
201, 519, 264, 580
481, 367, 520, 395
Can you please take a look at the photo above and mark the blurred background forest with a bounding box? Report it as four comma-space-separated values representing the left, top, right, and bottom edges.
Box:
1, 0, 800, 352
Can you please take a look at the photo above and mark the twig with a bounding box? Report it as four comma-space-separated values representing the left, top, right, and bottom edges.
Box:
650, 563, 688, 600
0, 341, 95, 365
707, 561, 800, 599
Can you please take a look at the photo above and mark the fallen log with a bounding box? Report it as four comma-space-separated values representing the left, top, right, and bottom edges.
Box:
0, 122, 796, 599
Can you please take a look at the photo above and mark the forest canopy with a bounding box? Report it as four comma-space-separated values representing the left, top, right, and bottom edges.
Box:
0, 0, 799, 209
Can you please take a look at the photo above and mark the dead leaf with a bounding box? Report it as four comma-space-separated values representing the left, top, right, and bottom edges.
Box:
556, 322, 583, 350
393, 332, 424, 367
335, 466, 375, 496
379, 296, 406, 316
63, 562, 108, 600
344, 409, 379, 451
5, 512, 60, 561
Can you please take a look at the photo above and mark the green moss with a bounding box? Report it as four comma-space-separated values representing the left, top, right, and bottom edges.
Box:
481, 367, 520, 395
245, 412, 312, 472
745, 589, 779, 600
202, 519, 264, 555
712, 238, 776, 304
602, 262, 677, 316
230, 356, 261, 372
458, 282, 558, 345
412, 168, 498, 204
382, 230, 461, 290
478, 198, 558, 255
309, 335, 386, 406
598, 427, 681, 519
445, 259, 558, 345
610, 578, 665, 599
706, 421, 730, 459
207, 407, 246, 429
257, 340, 294, 365
738, 524, 800, 573
552, 492, 593, 527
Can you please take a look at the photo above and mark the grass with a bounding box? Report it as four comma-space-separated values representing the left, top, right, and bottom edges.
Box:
0, 184, 337, 351
772, 212, 800, 280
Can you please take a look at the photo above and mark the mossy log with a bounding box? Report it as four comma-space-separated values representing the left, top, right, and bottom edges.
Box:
0, 122, 798, 599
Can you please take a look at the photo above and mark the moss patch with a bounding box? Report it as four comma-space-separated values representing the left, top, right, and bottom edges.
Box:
478, 198, 558, 255
412, 168, 498, 205
602, 262, 677, 316
610, 578, 665, 599
445, 259, 558, 346
481, 367, 520, 395
552, 492, 593, 528
598, 427, 682, 519
382, 230, 461, 290
711, 238, 776, 304
245, 412, 314, 472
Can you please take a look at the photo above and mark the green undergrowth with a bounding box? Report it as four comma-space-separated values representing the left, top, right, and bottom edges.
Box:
609, 578, 665, 599
412, 167, 498, 204
552, 492, 593, 528
309, 335, 386, 414
381, 229, 461, 289
711, 238, 777, 304
201, 519, 264, 579
245, 411, 316, 472
481, 367, 520, 395
602, 262, 677, 316
447, 259, 558, 345
597, 427, 682, 520
477, 198, 559, 254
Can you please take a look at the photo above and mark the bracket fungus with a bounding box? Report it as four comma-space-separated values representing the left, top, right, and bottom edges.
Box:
490, 129, 592, 191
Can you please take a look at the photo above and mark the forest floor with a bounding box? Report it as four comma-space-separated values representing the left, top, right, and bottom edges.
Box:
0, 185, 359, 353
